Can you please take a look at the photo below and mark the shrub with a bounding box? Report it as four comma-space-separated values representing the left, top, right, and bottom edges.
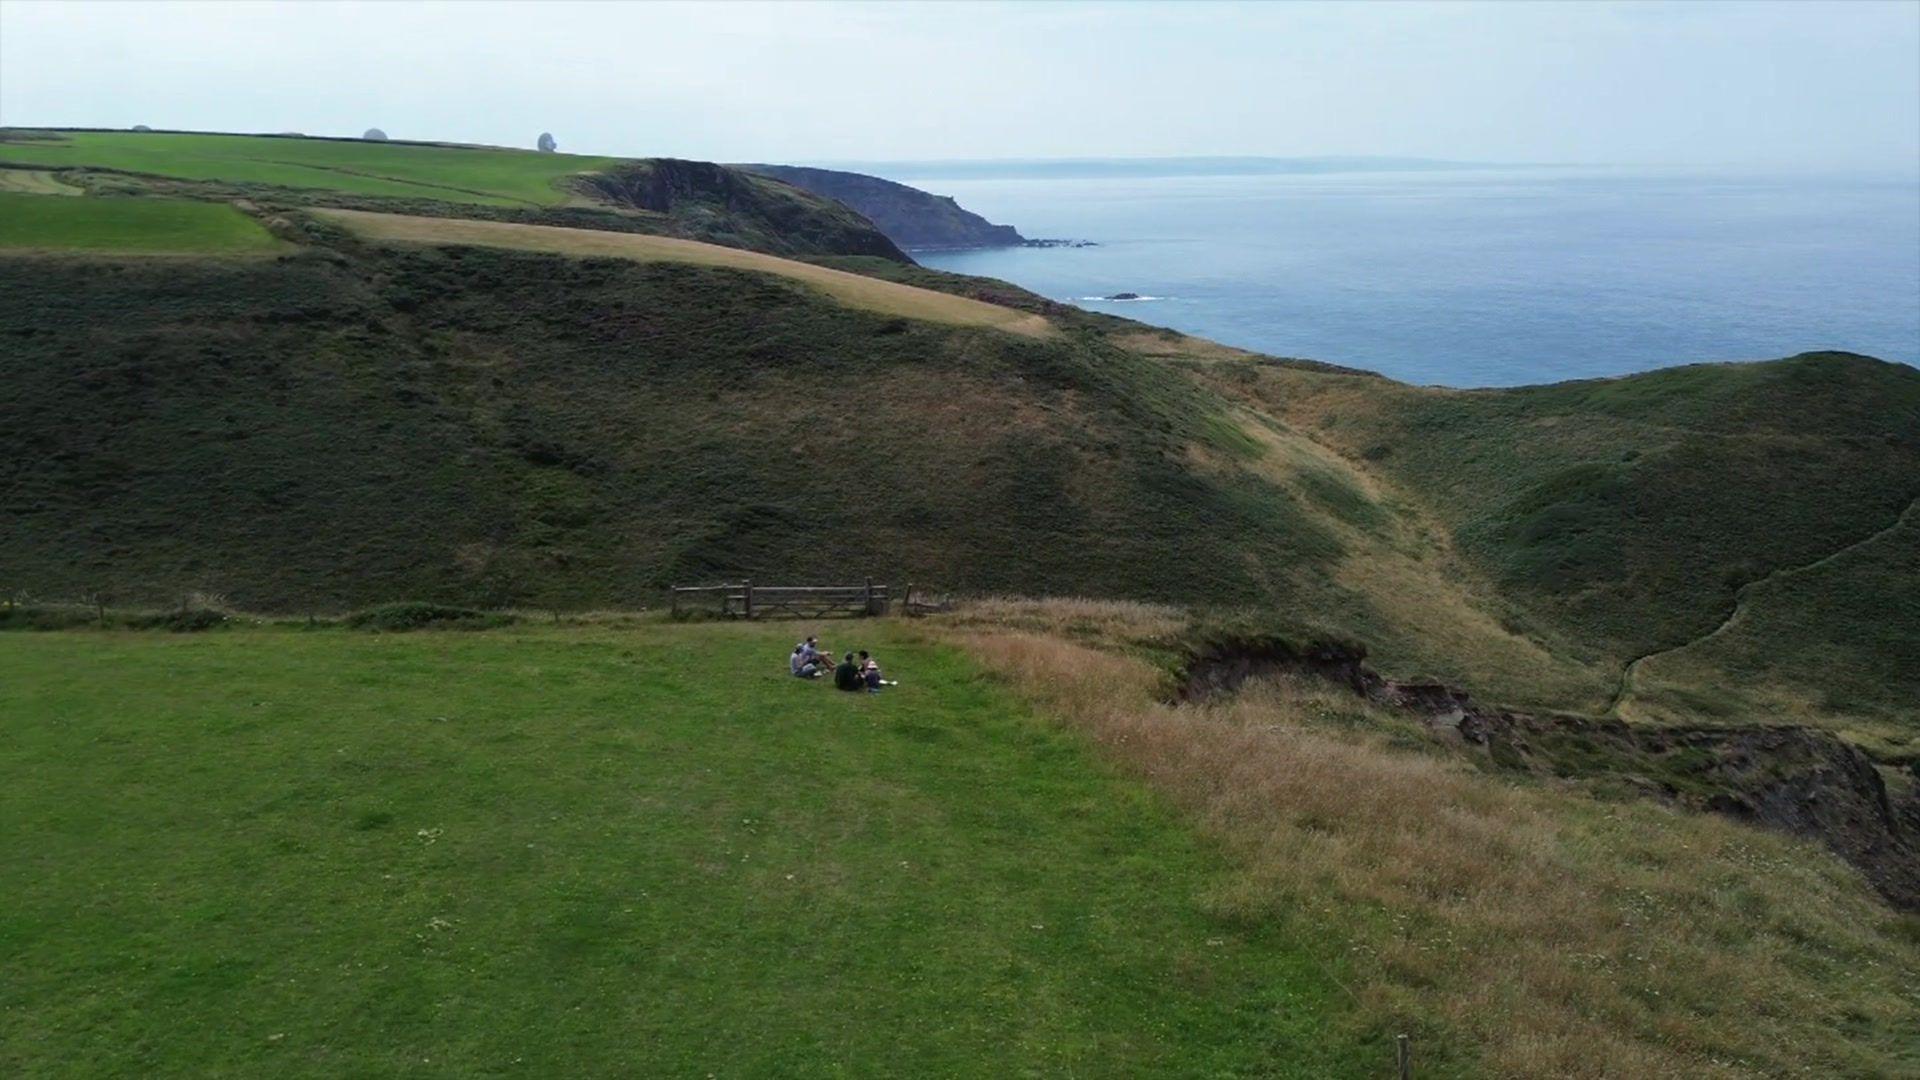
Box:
343, 602, 508, 632
0, 605, 98, 631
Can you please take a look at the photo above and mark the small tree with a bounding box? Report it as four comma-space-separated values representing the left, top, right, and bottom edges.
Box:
363, 127, 388, 141
537, 132, 557, 152
131, 124, 153, 132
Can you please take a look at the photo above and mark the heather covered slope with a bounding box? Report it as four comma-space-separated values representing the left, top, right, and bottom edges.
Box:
0, 239, 1371, 621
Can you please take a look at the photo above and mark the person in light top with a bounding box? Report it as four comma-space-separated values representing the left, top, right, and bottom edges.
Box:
790, 635, 829, 678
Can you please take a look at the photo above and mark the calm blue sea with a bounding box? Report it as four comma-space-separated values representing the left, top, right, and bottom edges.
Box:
911, 168, 1920, 387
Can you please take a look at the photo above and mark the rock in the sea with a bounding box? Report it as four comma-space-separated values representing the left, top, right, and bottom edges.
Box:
363, 128, 388, 141
537, 132, 557, 152
1105, 292, 1142, 301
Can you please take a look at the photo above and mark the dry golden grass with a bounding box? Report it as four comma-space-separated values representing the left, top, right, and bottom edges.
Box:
1192, 411, 1612, 709
312, 208, 1053, 337
0, 169, 81, 196
938, 595, 1190, 648
1113, 328, 1266, 363
939, 623, 1920, 1078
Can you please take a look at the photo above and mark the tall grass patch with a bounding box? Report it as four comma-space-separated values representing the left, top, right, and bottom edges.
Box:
949, 622, 1920, 1078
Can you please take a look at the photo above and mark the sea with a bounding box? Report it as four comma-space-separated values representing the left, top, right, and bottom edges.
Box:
906, 167, 1920, 388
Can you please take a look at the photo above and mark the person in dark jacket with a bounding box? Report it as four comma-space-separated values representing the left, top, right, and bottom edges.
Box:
834, 652, 863, 692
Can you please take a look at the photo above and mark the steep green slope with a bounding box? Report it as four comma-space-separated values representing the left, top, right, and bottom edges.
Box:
1628, 498, 1920, 758
1189, 350, 1920, 738
0, 239, 1364, 622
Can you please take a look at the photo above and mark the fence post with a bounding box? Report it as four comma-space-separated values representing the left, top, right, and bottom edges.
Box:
864, 577, 874, 616
743, 580, 754, 620
1396, 1034, 1411, 1080
671, 588, 680, 618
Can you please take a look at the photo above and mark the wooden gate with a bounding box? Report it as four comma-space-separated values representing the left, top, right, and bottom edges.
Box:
671, 580, 891, 619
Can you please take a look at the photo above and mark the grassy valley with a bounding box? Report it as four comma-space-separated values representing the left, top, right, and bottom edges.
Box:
4, 130, 1916, 737
1185, 348, 1920, 747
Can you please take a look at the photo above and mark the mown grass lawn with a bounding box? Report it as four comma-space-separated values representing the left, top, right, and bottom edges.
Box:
0, 623, 1360, 1077
0, 192, 282, 253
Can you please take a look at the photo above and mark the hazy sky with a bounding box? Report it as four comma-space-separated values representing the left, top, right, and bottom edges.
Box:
3, 0, 1916, 169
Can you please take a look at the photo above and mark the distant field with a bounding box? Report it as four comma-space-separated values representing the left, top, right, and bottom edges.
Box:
0, 130, 617, 207
0, 624, 1357, 1077
315, 207, 1054, 335
0, 192, 281, 253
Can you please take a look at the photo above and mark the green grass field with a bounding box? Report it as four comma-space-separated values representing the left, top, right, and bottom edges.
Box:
0, 192, 281, 253
0, 131, 616, 207
0, 623, 1362, 1077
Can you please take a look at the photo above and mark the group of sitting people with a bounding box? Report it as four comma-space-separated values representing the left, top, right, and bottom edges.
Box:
789, 636, 896, 692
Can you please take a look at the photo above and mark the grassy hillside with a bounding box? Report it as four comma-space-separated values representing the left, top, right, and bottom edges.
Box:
0, 624, 1362, 1077
5, 127, 1920, 1076
0, 235, 1391, 628
1189, 350, 1920, 736
952, 606, 1920, 1078
313, 208, 1044, 334
1628, 497, 1920, 758
0, 129, 1914, 747
0, 131, 908, 261
0, 191, 282, 253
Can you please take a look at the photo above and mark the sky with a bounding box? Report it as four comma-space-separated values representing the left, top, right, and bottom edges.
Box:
2, 0, 1916, 170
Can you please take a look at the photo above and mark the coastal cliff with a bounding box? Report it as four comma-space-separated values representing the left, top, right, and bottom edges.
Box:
738, 163, 1024, 250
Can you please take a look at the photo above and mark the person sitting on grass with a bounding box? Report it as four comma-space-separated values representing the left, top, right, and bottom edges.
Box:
858, 650, 897, 692
834, 652, 864, 692
791, 636, 828, 679
790, 643, 822, 679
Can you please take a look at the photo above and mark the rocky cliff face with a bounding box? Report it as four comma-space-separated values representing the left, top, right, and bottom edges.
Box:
577, 159, 910, 261
737, 164, 1024, 250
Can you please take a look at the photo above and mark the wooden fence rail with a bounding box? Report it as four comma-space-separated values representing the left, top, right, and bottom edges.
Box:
671, 579, 894, 619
